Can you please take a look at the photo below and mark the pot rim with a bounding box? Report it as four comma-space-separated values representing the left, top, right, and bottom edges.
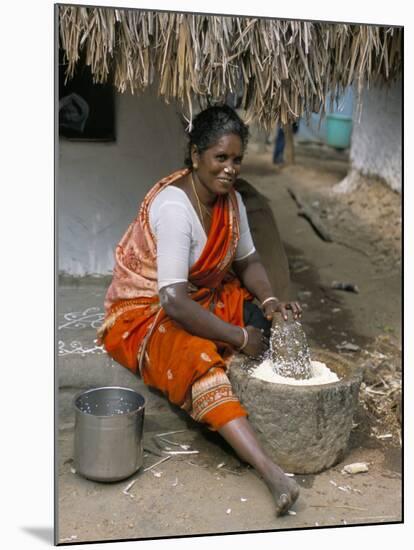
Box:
232, 350, 363, 391
73, 386, 146, 418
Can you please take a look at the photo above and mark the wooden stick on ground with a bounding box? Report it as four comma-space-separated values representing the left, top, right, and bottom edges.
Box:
287, 187, 333, 242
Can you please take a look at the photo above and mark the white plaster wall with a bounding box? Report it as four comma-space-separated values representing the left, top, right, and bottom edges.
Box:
58, 87, 187, 276
350, 80, 402, 192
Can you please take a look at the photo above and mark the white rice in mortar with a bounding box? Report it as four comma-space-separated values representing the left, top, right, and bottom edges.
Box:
252, 359, 339, 385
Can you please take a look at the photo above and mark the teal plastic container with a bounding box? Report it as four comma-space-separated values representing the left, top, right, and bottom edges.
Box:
326, 114, 353, 149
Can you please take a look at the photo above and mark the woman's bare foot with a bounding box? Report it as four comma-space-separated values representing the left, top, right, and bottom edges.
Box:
262, 461, 300, 516
218, 417, 300, 516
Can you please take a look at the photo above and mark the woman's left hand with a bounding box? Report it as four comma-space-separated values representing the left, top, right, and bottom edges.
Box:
262, 299, 302, 322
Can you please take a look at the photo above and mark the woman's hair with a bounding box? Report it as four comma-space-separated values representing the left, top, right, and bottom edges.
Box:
184, 105, 249, 167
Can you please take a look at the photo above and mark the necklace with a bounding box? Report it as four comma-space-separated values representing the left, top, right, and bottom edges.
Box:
190, 174, 212, 232
200, 203, 212, 219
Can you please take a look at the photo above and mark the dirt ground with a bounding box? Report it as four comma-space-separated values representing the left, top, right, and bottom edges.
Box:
57, 138, 402, 544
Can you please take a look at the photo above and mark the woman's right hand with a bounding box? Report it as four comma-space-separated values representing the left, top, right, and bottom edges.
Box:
241, 325, 269, 358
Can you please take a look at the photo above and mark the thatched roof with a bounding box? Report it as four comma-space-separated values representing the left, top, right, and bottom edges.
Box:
59, 5, 402, 129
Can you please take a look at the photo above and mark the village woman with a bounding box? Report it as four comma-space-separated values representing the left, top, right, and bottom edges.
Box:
98, 105, 302, 516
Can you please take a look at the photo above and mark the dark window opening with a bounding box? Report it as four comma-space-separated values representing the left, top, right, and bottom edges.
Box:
58, 47, 115, 141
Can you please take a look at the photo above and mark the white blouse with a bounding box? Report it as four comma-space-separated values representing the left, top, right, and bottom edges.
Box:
149, 186, 255, 290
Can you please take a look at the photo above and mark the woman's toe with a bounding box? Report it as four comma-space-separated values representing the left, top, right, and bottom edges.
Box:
275, 493, 290, 516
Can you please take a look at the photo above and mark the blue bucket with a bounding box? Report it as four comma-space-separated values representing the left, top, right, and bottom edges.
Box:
326, 114, 353, 149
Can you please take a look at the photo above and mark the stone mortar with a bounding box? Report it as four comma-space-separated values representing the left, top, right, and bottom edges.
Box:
228, 349, 363, 474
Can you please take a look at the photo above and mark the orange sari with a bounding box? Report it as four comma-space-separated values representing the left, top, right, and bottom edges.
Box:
98, 169, 251, 430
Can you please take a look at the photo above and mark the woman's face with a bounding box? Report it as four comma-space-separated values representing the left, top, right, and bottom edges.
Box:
192, 133, 244, 196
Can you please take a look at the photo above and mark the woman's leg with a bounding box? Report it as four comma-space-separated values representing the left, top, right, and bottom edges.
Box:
218, 417, 299, 516
215, 302, 299, 514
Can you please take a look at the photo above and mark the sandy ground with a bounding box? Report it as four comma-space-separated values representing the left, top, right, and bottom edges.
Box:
56, 139, 402, 544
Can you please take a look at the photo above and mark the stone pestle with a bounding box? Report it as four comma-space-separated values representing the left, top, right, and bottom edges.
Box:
270, 311, 313, 379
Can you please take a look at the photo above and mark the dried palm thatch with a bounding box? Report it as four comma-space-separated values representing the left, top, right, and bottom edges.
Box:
59, 6, 402, 129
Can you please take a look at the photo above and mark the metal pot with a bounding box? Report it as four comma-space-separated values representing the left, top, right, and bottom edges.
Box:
73, 386, 146, 482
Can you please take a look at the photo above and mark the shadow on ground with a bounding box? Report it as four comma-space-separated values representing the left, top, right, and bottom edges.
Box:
21, 527, 54, 545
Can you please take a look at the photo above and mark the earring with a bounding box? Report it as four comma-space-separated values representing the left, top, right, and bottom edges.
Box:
193, 162, 198, 170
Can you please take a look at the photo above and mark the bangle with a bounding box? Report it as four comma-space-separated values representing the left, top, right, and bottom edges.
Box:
261, 296, 279, 309
237, 327, 249, 351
